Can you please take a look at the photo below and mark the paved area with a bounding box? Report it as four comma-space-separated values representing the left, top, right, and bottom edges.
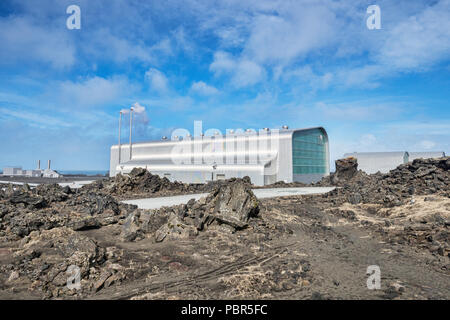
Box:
122, 187, 336, 209
0, 180, 95, 189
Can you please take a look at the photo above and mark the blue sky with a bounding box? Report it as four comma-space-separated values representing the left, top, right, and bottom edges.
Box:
0, 0, 449, 171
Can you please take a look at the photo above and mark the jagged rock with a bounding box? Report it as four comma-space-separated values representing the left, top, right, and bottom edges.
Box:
347, 193, 362, 205
319, 157, 449, 206
121, 212, 143, 241
8, 191, 47, 209
119, 179, 260, 242
206, 180, 260, 230
10, 227, 107, 295
66, 192, 120, 216
35, 184, 69, 203
67, 216, 101, 231
1, 185, 133, 238
154, 213, 198, 242
334, 157, 358, 181
94, 269, 112, 292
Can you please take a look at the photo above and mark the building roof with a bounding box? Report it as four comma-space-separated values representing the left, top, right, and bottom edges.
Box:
344, 151, 408, 158
408, 151, 445, 158
112, 126, 328, 148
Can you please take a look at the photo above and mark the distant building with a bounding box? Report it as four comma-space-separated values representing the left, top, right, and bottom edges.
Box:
42, 160, 61, 178
2, 167, 23, 176
343, 151, 446, 174
408, 151, 445, 161
42, 169, 61, 178
343, 152, 409, 174
24, 170, 42, 177
1, 160, 62, 178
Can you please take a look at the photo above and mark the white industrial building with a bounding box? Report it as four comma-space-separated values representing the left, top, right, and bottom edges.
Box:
2, 167, 23, 176
110, 127, 330, 186
2, 167, 41, 177
1, 160, 61, 178
344, 151, 446, 174
409, 151, 445, 161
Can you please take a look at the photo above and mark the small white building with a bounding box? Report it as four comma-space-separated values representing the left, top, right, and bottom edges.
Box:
25, 170, 42, 177
42, 169, 61, 178
343, 152, 409, 174
2, 167, 22, 176
409, 151, 445, 161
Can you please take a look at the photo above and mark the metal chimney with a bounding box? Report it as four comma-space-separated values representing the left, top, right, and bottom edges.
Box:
118, 111, 122, 164
47, 160, 51, 170
37, 160, 40, 170
129, 107, 134, 160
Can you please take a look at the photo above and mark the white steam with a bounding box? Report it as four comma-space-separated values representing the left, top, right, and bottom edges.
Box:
131, 102, 146, 113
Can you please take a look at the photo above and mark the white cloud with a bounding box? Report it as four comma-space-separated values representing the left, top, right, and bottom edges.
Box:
359, 134, 377, 147
243, 3, 339, 64
0, 107, 72, 128
231, 60, 266, 87
210, 51, 237, 76
312, 101, 404, 121
85, 29, 173, 65
377, 0, 450, 70
417, 140, 437, 150
0, 16, 75, 69
210, 52, 266, 88
57, 76, 134, 108
145, 68, 169, 93
190, 81, 219, 95
283, 66, 333, 90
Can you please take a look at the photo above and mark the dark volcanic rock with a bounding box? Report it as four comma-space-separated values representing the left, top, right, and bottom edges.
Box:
334, 157, 358, 181
120, 179, 260, 242
108, 167, 193, 196
5, 227, 111, 297
82, 167, 253, 198
207, 180, 259, 229
319, 157, 449, 207
0, 186, 134, 238
8, 191, 47, 209
35, 184, 70, 203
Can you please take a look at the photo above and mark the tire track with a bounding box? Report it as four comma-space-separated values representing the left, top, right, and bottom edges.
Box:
96, 244, 293, 300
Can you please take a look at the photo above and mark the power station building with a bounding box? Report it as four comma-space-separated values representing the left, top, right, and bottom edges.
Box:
1, 160, 61, 178
110, 127, 330, 186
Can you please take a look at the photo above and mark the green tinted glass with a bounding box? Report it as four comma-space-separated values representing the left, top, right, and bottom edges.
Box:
292, 128, 327, 176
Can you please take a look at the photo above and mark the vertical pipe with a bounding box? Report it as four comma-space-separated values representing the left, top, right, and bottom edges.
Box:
37, 160, 40, 170
129, 107, 134, 160
118, 111, 122, 164
48, 160, 51, 170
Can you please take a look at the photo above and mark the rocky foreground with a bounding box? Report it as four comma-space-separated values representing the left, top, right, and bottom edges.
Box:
0, 159, 449, 299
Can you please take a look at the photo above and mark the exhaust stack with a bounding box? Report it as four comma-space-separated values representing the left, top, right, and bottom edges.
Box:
129, 107, 134, 160
118, 111, 122, 164
47, 160, 51, 170
37, 160, 40, 170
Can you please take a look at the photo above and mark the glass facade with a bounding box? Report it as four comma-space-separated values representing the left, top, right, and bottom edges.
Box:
292, 128, 328, 175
